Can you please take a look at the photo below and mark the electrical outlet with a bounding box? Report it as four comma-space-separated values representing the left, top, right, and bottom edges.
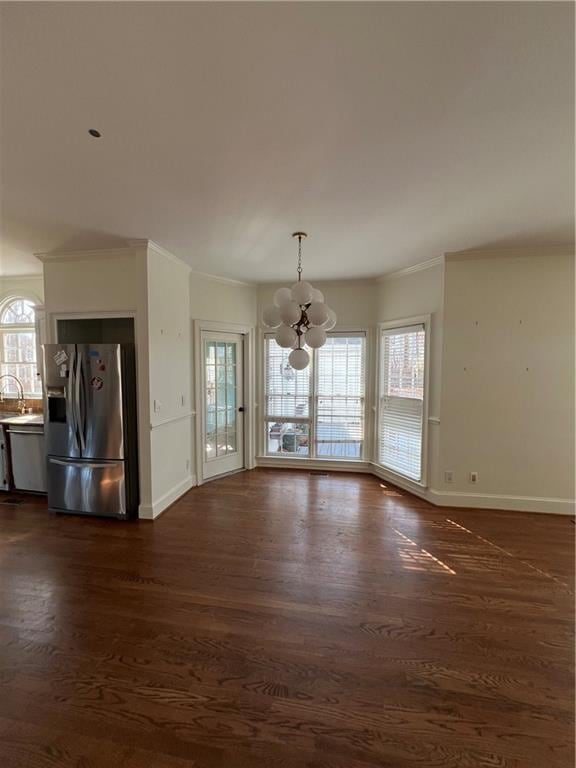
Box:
444, 470, 454, 484
181, 394, 185, 406
469, 471, 479, 484
154, 399, 162, 413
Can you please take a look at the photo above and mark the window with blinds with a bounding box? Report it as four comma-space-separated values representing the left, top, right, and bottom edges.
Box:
378, 324, 426, 481
264, 333, 366, 459
264, 339, 311, 456
316, 335, 365, 459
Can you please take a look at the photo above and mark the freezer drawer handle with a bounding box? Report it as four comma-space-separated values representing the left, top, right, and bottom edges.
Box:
49, 458, 117, 469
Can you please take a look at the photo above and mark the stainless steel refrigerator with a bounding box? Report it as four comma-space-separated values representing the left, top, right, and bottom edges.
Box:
42, 343, 138, 518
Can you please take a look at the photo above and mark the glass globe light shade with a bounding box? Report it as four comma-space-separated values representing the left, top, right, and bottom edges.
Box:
262, 305, 282, 329
322, 307, 337, 331
291, 280, 314, 306
275, 325, 298, 348
273, 286, 293, 307
311, 287, 324, 303
307, 301, 329, 327
279, 301, 301, 326
289, 347, 310, 370
305, 326, 327, 349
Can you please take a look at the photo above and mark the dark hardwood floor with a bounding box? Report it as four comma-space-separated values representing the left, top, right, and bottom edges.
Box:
0, 469, 573, 767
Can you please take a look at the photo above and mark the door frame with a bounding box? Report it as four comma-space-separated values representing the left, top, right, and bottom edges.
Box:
375, 314, 431, 488
193, 320, 256, 485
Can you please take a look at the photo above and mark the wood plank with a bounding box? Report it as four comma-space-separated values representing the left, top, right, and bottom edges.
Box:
0, 469, 573, 767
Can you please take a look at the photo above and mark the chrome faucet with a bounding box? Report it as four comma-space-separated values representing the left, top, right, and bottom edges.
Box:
0, 374, 26, 414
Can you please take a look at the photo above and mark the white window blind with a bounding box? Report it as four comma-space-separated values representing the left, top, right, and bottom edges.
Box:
378, 324, 425, 481
264, 338, 311, 456
315, 335, 365, 459
264, 334, 366, 459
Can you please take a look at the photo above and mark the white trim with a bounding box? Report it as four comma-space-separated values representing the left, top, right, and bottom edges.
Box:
131, 239, 192, 271
50, 309, 137, 344
150, 412, 195, 429
36, 246, 145, 264
191, 270, 253, 288
376, 314, 431, 487
377, 256, 443, 282
0, 295, 43, 398
445, 245, 574, 262
371, 464, 432, 502
0, 292, 43, 311
0, 274, 43, 284
370, 465, 575, 516
257, 457, 372, 473
427, 489, 575, 516
139, 474, 196, 520
261, 326, 370, 463
258, 277, 377, 289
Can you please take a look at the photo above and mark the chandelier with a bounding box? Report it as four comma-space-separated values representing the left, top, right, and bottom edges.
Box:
262, 232, 336, 369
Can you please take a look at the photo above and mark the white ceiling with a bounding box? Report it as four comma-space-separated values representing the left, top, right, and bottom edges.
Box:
0, 2, 573, 281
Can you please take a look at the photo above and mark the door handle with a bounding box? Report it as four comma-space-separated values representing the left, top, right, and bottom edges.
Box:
49, 458, 115, 469
75, 352, 86, 452
238, 407, 245, 412
67, 346, 78, 450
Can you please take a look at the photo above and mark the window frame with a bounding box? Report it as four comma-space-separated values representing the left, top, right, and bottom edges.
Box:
263, 329, 368, 462
375, 315, 431, 487
0, 295, 42, 399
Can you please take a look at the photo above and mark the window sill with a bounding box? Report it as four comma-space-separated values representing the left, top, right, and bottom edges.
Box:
256, 456, 372, 472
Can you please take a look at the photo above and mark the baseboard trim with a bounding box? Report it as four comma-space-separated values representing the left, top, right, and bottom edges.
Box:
370, 464, 432, 504
137, 468, 574, 519
139, 475, 197, 520
256, 457, 372, 473
427, 489, 575, 516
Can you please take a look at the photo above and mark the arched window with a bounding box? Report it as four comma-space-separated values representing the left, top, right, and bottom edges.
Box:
0, 297, 41, 397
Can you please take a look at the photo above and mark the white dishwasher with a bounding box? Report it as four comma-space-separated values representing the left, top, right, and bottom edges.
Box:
7, 424, 47, 492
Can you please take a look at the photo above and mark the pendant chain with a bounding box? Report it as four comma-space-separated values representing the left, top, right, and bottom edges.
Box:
297, 235, 302, 281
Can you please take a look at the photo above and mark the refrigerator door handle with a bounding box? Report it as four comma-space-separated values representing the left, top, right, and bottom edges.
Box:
75, 352, 86, 453
67, 346, 79, 453
49, 458, 118, 469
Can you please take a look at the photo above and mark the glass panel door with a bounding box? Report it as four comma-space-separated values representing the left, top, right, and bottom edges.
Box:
202, 332, 244, 480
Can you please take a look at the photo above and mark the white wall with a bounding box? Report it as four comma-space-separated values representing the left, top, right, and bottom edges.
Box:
437, 250, 574, 511
41, 242, 199, 518
146, 243, 193, 516
38, 243, 575, 517
190, 273, 257, 326
0, 274, 44, 305
41, 244, 153, 513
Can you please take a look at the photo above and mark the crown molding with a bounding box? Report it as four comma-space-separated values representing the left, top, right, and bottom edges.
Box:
377, 256, 444, 282
257, 276, 377, 289
191, 270, 254, 288
0, 273, 43, 280
35, 245, 145, 264
128, 239, 192, 271
445, 244, 575, 262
